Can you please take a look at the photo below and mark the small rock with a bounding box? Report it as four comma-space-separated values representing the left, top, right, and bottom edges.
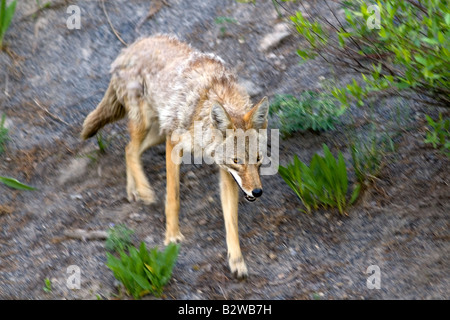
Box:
259, 23, 291, 52
239, 78, 263, 97
58, 157, 90, 185
129, 213, 144, 222
186, 171, 196, 180
268, 252, 277, 260
266, 52, 277, 60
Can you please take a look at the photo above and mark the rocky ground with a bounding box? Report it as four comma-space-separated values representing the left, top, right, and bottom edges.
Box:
0, 0, 448, 299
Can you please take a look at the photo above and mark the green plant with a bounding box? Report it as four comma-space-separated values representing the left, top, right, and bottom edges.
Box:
269, 91, 346, 137
35, 0, 51, 9
78, 130, 113, 163
96, 131, 108, 153
350, 126, 395, 184
105, 224, 134, 252
43, 278, 52, 293
278, 144, 360, 214
0, 114, 9, 154
424, 113, 450, 157
0, 0, 16, 49
289, 0, 450, 109
0, 176, 36, 190
214, 16, 238, 36
106, 242, 179, 299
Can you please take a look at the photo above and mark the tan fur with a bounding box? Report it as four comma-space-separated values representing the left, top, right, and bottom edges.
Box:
80, 81, 126, 140
81, 35, 269, 279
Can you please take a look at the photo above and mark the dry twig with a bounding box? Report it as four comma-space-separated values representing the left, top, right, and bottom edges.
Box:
101, 0, 128, 46
63, 229, 108, 241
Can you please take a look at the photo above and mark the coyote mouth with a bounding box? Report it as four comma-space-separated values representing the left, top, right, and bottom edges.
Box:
244, 194, 256, 202
227, 170, 257, 202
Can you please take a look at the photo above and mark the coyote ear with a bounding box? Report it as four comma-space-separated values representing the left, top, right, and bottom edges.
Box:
249, 96, 269, 129
210, 102, 232, 133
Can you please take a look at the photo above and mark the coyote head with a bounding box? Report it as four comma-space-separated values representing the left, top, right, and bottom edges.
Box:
210, 97, 269, 202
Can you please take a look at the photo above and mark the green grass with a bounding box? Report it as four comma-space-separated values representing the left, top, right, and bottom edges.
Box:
349, 126, 395, 185
35, 0, 51, 10
105, 224, 134, 253
214, 16, 238, 36
0, 0, 17, 49
0, 114, 9, 154
106, 242, 179, 299
0, 176, 36, 190
43, 278, 52, 293
269, 91, 346, 137
424, 113, 450, 157
96, 131, 108, 153
278, 144, 360, 215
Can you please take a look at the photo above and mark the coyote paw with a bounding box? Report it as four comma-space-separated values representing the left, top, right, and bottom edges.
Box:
229, 256, 248, 280
164, 231, 185, 245
127, 186, 156, 205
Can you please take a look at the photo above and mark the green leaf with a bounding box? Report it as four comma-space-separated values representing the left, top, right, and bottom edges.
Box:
0, 176, 37, 190
0, 0, 6, 33
414, 54, 427, 66
130, 272, 151, 292
349, 183, 361, 205
437, 32, 445, 44
3, 0, 16, 33
297, 49, 310, 60
421, 37, 439, 46
337, 152, 348, 194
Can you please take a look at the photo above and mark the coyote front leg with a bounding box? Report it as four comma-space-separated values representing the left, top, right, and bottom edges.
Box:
164, 137, 184, 245
220, 168, 248, 279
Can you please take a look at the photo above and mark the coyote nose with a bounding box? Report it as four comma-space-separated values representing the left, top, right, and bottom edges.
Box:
252, 188, 263, 198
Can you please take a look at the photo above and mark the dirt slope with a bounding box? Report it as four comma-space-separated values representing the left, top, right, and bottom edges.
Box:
0, 0, 448, 299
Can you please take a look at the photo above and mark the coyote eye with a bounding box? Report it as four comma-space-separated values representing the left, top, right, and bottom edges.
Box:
233, 158, 239, 164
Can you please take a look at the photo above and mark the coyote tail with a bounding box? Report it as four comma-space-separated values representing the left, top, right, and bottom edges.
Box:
81, 81, 126, 140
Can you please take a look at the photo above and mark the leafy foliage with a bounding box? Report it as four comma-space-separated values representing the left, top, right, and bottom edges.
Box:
0, 176, 36, 190
269, 91, 346, 137
424, 113, 450, 157
0, 0, 17, 49
278, 144, 360, 215
43, 278, 52, 293
0, 114, 9, 154
106, 242, 179, 299
105, 224, 134, 252
214, 16, 238, 36
350, 126, 395, 184
289, 0, 450, 108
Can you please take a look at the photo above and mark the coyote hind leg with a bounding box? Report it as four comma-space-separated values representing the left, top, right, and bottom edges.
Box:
126, 116, 164, 204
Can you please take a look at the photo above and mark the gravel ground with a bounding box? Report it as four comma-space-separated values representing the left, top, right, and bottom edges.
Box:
0, 0, 448, 299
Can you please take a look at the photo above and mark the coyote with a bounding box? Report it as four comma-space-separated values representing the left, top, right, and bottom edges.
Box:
81, 35, 269, 279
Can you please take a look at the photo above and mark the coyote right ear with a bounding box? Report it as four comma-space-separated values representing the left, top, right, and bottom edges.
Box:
210, 102, 232, 133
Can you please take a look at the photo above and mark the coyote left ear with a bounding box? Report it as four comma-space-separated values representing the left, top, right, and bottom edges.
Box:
248, 96, 269, 129
210, 102, 232, 133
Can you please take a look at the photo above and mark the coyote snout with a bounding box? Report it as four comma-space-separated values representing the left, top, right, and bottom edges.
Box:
81, 34, 270, 279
